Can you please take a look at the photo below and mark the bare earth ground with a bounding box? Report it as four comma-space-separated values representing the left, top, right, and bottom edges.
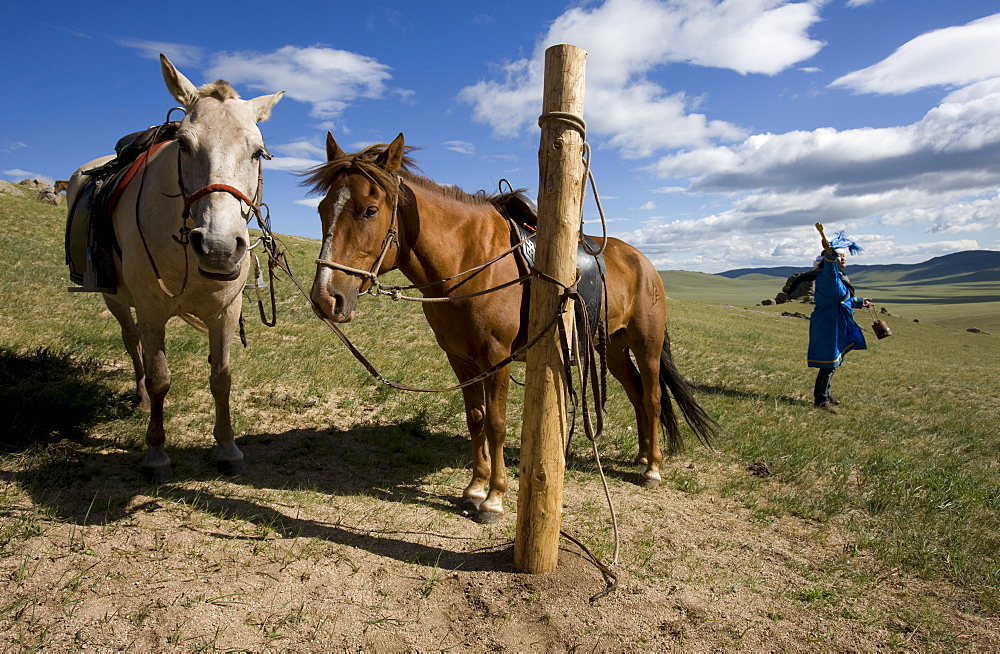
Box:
1, 407, 996, 653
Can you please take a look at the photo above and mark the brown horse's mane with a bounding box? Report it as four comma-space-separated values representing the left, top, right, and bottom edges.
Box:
301, 142, 519, 209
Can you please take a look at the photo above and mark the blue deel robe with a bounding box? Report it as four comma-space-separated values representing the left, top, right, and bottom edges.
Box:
807, 255, 867, 369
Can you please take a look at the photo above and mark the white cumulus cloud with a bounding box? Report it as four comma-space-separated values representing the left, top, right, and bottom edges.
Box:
459, 0, 823, 157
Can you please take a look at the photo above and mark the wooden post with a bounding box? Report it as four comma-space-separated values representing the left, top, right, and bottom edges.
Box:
514, 44, 587, 574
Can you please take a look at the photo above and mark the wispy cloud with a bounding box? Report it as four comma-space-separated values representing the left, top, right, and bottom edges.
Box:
264, 157, 322, 173
117, 38, 205, 68
444, 140, 476, 155
118, 40, 403, 124
270, 140, 326, 160
0, 142, 28, 155
3, 168, 54, 184
208, 46, 399, 121
830, 14, 1000, 95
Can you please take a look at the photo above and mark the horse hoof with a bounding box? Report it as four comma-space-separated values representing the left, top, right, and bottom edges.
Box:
141, 465, 173, 484
457, 494, 484, 510
474, 509, 504, 525
217, 459, 248, 477
641, 474, 661, 489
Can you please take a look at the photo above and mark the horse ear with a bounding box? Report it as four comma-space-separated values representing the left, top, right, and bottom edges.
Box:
326, 132, 345, 161
248, 91, 284, 122
160, 54, 199, 108
378, 133, 405, 172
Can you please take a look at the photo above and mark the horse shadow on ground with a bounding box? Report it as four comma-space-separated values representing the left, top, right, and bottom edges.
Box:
1, 345, 674, 571
0, 414, 521, 572
0, 345, 137, 452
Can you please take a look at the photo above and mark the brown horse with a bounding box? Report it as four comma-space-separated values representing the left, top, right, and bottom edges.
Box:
305, 132, 717, 523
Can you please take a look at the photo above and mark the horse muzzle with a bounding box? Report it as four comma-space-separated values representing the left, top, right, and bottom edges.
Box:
311, 274, 358, 323
189, 227, 248, 279
311, 293, 356, 323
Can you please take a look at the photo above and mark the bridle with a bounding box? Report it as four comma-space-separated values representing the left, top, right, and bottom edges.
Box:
177, 151, 267, 227
313, 168, 402, 294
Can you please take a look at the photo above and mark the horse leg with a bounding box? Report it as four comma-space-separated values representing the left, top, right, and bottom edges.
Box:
607, 335, 663, 488
205, 306, 245, 476
137, 316, 172, 482
450, 354, 510, 523
103, 294, 150, 412
450, 355, 490, 514
475, 367, 510, 524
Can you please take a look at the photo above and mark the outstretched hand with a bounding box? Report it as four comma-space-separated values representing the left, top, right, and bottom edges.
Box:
862, 298, 874, 308
815, 223, 837, 258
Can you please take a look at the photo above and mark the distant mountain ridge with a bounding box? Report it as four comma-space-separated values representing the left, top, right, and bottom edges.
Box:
716, 250, 1000, 286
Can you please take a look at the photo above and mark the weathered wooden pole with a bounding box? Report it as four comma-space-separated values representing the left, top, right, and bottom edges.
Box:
514, 44, 587, 574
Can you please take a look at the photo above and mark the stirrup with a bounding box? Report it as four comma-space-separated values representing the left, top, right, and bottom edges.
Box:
244, 252, 268, 290
68, 247, 115, 293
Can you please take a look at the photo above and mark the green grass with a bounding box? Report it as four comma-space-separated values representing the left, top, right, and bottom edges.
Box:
1, 191, 998, 632
653, 299, 999, 610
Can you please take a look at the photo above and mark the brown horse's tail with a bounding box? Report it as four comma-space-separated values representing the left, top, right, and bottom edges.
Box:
658, 328, 719, 456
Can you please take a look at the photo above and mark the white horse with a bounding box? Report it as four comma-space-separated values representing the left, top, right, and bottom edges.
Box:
67, 55, 283, 482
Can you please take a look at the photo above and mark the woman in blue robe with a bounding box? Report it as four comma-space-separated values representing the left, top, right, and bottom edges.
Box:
807, 242, 874, 413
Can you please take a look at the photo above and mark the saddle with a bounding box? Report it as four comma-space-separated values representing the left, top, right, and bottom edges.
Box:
494, 192, 607, 342
65, 122, 179, 292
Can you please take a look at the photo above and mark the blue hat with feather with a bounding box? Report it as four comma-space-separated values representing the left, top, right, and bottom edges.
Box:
828, 229, 864, 255
813, 229, 864, 267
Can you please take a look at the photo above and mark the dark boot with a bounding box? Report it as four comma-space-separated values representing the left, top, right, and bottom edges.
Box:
813, 367, 836, 407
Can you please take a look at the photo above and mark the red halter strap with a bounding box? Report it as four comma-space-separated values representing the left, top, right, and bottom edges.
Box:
181, 183, 262, 227
184, 183, 256, 210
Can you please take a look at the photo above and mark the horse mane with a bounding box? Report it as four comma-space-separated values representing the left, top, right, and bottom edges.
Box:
199, 80, 241, 102
301, 142, 516, 208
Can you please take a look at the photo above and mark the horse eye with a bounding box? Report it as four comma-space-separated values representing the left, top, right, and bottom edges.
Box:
363, 206, 379, 218
253, 148, 271, 161
177, 138, 190, 153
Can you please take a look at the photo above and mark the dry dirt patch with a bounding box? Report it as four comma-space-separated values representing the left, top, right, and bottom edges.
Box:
1, 436, 995, 651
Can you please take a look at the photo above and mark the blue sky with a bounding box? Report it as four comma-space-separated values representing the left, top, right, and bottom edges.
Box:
3, 0, 999, 273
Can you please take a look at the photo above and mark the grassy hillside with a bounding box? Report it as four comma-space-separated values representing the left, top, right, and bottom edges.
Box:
1, 192, 998, 649
660, 270, 785, 307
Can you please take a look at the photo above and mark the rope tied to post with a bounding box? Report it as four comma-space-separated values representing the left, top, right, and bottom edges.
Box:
537, 111, 609, 256
538, 110, 587, 138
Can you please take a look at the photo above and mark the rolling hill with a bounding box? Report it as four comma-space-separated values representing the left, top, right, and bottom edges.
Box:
715, 250, 1000, 285
660, 250, 1000, 333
